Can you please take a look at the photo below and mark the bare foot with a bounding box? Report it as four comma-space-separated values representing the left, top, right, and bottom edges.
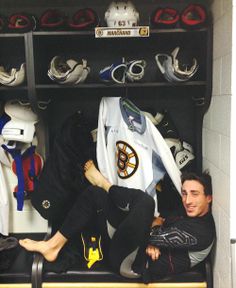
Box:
19, 232, 67, 262
84, 160, 112, 192
84, 160, 94, 172
19, 239, 59, 262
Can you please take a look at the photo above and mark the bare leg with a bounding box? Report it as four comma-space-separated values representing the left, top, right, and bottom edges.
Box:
19, 231, 67, 262
84, 160, 112, 192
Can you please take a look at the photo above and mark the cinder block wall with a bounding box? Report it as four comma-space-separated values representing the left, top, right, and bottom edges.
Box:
203, 1, 232, 287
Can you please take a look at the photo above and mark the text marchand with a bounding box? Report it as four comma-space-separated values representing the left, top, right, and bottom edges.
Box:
107, 30, 131, 36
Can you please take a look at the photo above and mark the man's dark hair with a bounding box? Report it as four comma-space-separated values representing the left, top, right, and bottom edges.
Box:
181, 170, 212, 196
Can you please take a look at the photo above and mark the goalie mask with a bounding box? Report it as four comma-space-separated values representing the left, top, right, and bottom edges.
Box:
105, 1, 139, 28
1, 100, 38, 143
155, 47, 198, 83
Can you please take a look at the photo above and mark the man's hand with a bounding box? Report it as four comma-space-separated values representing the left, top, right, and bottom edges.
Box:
146, 245, 161, 261
151, 216, 165, 227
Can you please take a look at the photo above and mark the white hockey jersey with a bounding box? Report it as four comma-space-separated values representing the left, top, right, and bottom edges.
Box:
96, 97, 181, 216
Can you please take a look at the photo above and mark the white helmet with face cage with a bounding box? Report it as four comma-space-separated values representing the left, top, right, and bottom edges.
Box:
105, 1, 139, 28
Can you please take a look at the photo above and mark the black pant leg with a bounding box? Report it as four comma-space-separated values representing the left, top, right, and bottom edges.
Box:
108, 187, 155, 278
108, 185, 149, 210
59, 186, 108, 239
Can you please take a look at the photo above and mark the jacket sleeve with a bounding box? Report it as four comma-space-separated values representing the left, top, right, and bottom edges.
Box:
148, 225, 198, 249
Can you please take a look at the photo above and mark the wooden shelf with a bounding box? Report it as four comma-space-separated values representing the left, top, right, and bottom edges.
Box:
31, 27, 207, 37
35, 81, 206, 89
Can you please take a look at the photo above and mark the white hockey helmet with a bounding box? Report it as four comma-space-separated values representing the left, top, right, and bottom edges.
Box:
2, 100, 38, 143
105, 1, 139, 28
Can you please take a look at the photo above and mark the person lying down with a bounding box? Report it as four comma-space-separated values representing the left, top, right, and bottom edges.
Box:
19, 160, 216, 281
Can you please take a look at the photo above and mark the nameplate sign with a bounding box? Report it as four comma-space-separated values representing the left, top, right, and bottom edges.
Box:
95, 26, 149, 38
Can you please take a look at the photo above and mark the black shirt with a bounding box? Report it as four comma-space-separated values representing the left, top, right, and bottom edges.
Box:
147, 212, 216, 278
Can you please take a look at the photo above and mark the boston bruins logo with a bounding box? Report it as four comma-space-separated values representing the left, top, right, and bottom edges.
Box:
116, 141, 139, 179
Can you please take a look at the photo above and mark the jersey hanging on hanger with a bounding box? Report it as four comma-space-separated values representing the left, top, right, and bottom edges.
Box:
96, 97, 181, 216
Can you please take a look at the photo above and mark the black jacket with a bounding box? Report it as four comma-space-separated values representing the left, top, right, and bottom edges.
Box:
31, 112, 96, 223
148, 212, 216, 279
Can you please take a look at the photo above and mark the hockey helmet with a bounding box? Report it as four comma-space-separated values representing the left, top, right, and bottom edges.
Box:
105, 1, 139, 28
2, 100, 38, 143
68, 8, 99, 30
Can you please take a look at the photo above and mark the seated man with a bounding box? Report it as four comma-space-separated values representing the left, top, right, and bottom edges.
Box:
146, 171, 216, 280
19, 161, 215, 281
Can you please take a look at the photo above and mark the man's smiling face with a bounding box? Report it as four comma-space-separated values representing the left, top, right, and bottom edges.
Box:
181, 180, 212, 217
